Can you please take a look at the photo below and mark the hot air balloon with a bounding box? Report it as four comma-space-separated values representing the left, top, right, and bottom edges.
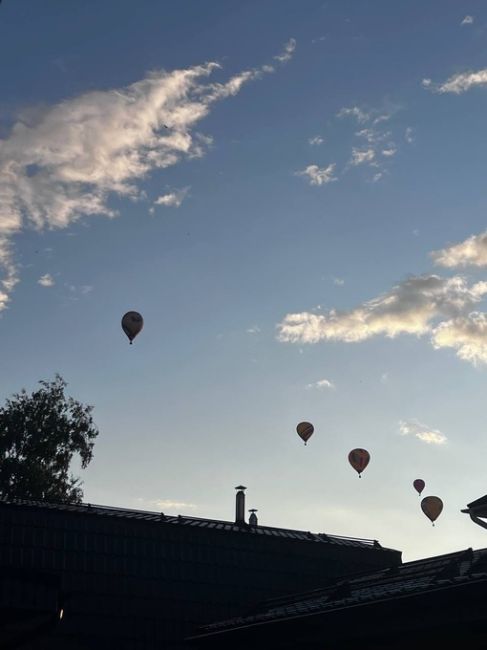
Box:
413, 479, 425, 496
348, 448, 370, 477
421, 496, 443, 526
122, 311, 144, 344
296, 422, 314, 445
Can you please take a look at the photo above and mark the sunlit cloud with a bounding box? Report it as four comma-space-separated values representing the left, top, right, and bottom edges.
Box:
399, 419, 447, 445
350, 147, 376, 166
296, 163, 337, 186
424, 68, 487, 94
277, 274, 487, 364
38, 273, 55, 287
432, 312, 487, 365
152, 186, 190, 209
432, 231, 487, 268
0, 40, 295, 311
305, 378, 335, 390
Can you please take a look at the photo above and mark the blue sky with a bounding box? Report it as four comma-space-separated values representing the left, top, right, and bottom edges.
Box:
2, 0, 487, 560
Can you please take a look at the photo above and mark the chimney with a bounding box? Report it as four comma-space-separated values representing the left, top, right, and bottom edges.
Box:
235, 485, 247, 524
248, 509, 258, 527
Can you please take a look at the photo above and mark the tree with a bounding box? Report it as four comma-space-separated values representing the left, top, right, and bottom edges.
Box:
0, 375, 98, 503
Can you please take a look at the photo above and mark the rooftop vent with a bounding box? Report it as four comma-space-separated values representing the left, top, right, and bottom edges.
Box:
249, 509, 258, 527
235, 485, 246, 525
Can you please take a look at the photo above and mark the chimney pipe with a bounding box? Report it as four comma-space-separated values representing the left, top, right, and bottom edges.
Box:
235, 485, 246, 524
249, 509, 258, 527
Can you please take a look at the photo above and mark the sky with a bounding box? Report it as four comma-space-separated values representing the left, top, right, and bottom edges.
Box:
1, 0, 487, 561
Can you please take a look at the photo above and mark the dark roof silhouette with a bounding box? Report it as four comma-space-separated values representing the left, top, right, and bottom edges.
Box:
0, 496, 387, 549
192, 547, 487, 639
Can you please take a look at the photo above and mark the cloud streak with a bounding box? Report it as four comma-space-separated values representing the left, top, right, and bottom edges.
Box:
277, 274, 487, 365
0, 41, 295, 310
423, 68, 487, 94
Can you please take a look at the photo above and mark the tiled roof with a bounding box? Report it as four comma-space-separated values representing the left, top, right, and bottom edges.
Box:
0, 497, 389, 549
194, 547, 487, 637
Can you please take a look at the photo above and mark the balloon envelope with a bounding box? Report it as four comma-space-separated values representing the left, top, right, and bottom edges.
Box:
122, 311, 144, 344
413, 479, 425, 495
296, 421, 314, 445
421, 496, 443, 523
348, 448, 370, 476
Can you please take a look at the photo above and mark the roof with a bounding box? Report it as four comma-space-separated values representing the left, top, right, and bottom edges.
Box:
466, 494, 487, 510
192, 547, 487, 638
0, 497, 392, 550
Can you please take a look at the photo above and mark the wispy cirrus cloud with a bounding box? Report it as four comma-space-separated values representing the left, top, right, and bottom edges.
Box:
308, 135, 324, 146
296, 163, 337, 186
133, 497, 197, 511
274, 38, 296, 63
246, 325, 261, 334
337, 106, 370, 123
399, 419, 447, 445
0, 40, 295, 311
423, 68, 487, 94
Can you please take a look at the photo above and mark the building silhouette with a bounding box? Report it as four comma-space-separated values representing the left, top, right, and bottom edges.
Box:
0, 488, 400, 649
190, 547, 487, 649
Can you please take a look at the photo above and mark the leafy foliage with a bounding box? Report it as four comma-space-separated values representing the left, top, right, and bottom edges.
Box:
0, 375, 98, 503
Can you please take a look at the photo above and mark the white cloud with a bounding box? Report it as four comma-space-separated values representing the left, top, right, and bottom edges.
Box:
350, 148, 375, 166
153, 186, 189, 208
461, 15, 474, 25
0, 42, 293, 311
134, 497, 197, 511
311, 36, 327, 44
432, 312, 487, 365
333, 277, 345, 286
38, 273, 54, 287
382, 146, 397, 157
246, 325, 261, 334
308, 135, 324, 146
399, 419, 447, 445
274, 38, 296, 63
424, 68, 487, 94
405, 127, 415, 143
380, 372, 389, 383
337, 106, 370, 123
305, 378, 335, 390
432, 231, 487, 268
296, 163, 337, 186
372, 172, 384, 182
277, 274, 487, 344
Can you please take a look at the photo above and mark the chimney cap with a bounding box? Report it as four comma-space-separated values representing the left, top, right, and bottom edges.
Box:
235, 485, 247, 491
248, 508, 258, 513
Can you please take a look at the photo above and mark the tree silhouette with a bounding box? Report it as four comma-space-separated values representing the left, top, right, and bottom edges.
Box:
0, 375, 98, 503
